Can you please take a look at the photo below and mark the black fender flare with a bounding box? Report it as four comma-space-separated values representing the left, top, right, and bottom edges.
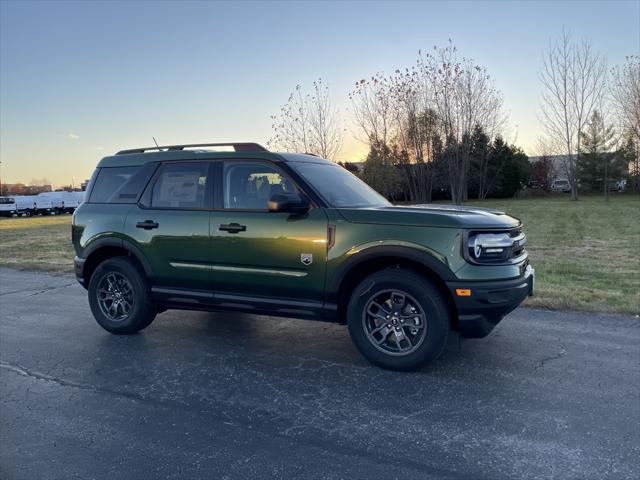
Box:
327, 245, 457, 303
82, 236, 154, 278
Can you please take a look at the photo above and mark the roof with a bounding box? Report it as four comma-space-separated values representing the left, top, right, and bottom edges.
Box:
96, 143, 333, 168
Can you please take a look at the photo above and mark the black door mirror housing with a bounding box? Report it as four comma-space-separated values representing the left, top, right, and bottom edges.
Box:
268, 193, 310, 214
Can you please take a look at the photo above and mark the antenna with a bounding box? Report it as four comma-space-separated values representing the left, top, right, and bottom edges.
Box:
152, 137, 160, 148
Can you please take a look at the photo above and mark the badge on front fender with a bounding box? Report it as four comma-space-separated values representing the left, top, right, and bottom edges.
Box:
301, 253, 313, 266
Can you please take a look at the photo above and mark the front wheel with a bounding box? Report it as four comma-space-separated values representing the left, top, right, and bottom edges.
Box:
347, 268, 450, 371
88, 257, 156, 334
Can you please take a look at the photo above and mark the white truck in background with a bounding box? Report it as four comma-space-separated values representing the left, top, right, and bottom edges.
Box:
38, 191, 85, 214
13, 196, 53, 216
0, 197, 18, 217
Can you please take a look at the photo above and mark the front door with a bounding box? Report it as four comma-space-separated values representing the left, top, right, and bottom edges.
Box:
209, 160, 328, 305
124, 161, 213, 289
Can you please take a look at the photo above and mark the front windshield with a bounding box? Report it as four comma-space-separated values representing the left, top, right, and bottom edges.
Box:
290, 162, 390, 208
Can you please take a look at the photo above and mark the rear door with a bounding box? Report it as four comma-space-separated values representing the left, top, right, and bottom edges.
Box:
124, 161, 213, 289
208, 160, 329, 305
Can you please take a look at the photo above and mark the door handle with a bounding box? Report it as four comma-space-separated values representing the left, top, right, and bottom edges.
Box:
219, 223, 246, 234
136, 220, 159, 230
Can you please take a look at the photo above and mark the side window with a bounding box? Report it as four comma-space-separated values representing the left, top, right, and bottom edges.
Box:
89, 167, 140, 203
150, 162, 209, 209
223, 162, 298, 210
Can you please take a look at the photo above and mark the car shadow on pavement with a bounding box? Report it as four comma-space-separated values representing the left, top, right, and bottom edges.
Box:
98, 309, 481, 375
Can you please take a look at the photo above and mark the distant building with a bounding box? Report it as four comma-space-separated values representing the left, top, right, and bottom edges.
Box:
528, 155, 575, 182
1, 183, 53, 195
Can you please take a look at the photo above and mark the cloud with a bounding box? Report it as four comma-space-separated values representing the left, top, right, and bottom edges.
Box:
68, 133, 80, 140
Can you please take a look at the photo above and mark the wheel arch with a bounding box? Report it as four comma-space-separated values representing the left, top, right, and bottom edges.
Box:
82, 237, 153, 286
329, 246, 458, 328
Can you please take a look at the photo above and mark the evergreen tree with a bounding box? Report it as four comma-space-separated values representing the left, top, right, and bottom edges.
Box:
361, 142, 403, 201
579, 110, 617, 199
491, 140, 530, 198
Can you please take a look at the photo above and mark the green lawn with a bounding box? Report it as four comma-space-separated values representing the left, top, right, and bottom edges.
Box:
462, 195, 640, 315
1, 195, 638, 314
0, 215, 74, 273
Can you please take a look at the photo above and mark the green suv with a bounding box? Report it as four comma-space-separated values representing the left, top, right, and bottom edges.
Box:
72, 142, 533, 370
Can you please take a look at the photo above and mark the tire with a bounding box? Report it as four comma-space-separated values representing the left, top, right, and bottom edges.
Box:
347, 268, 449, 371
88, 257, 156, 334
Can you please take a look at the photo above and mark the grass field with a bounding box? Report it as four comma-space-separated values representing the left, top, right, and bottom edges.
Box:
465, 195, 640, 315
1, 195, 638, 314
0, 215, 74, 273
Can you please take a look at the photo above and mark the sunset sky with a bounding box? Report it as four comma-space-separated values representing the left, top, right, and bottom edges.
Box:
1, 0, 638, 187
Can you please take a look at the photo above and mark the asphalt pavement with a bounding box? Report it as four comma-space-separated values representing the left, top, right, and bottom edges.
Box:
1, 268, 639, 479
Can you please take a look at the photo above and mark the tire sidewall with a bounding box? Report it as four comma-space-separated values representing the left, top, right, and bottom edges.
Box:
347, 269, 449, 371
88, 257, 155, 334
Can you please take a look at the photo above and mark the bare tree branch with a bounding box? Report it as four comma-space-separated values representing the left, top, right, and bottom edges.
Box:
269, 79, 343, 161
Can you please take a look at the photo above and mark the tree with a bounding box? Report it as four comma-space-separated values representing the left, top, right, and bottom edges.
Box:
539, 30, 607, 200
399, 109, 442, 203
349, 42, 505, 204
469, 125, 493, 199
530, 155, 554, 191
619, 133, 639, 192
349, 73, 393, 149
422, 44, 505, 203
610, 56, 640, 193
490, 140, 530, 198
269, 78, 343, 160
337, 161, 360, 174
579, 110, 617, 199
361, 142, 403, 200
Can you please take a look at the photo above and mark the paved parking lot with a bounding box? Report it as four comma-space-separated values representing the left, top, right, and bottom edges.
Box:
1, 268, 639, 479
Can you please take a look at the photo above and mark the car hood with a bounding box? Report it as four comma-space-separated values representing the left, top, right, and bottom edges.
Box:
337, 204, 521, 229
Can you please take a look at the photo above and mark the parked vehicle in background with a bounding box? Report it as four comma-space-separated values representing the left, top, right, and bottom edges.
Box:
551, 179, 571, 193
38, 191, 85, 214
0, 197, 18, 217
72, 142, 534, 371
13, 196, 53, 216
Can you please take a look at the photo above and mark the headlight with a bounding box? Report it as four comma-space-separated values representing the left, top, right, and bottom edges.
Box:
467, 230, 526, 264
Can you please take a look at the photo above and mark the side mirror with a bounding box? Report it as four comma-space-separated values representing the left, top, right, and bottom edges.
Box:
268, 193, 310, 215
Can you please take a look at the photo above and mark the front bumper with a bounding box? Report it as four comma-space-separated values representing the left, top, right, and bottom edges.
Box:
446, 265, 534, 338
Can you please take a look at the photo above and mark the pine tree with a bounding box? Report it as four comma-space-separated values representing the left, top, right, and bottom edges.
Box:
579, 110, 617, 199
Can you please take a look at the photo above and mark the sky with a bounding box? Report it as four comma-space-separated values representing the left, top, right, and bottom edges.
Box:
1, 0, 638, 187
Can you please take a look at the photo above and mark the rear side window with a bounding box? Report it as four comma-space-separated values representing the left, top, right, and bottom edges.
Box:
88, 164, 157, 203
149, 162, 209, 209
89, 167, 140, 203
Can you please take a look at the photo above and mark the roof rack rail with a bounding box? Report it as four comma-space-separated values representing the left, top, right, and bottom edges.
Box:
116, 142, 267, 155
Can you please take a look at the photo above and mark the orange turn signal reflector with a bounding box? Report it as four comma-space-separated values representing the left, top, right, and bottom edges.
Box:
455, 289, 472, 297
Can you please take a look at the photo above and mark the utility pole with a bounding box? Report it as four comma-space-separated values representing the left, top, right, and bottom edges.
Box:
0, 160, 3, 196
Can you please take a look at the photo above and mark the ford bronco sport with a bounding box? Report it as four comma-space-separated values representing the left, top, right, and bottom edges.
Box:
72, 142, 534, 370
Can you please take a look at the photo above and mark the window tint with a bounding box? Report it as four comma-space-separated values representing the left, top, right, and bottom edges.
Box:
89, 167, 140, 203
151, 162, 209, 209
223, 162, 298, 209
112, 163, 158, 202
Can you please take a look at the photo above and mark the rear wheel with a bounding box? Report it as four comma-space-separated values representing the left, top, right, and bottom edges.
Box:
88, 257, 156, 334
347, 268, 449, 371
